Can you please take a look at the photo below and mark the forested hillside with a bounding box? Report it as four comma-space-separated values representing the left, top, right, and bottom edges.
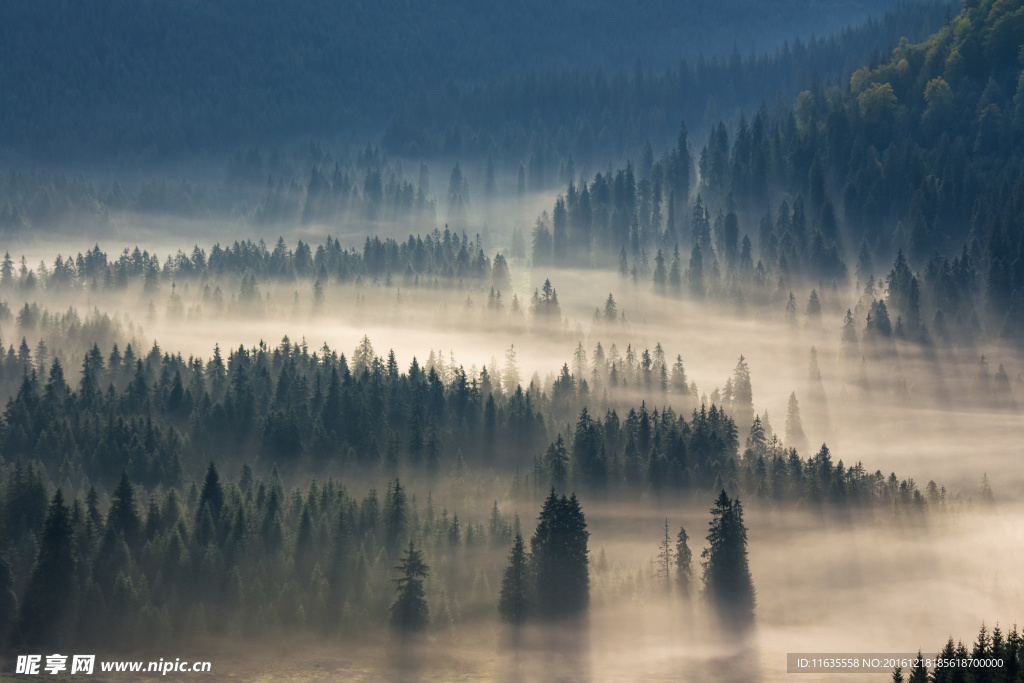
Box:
0, 0, 903, 160
382, 0, 953, 163
0, 0, 1021, 678
534, 0, 1024, 342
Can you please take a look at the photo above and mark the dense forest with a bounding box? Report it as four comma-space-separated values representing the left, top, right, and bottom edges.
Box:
1, 0, 1021, 678
382, 0, 953, 164
0, 313, 967, 653
0, 230, 505, 292
531, 0, 1024, 345
0, 0, 906, 161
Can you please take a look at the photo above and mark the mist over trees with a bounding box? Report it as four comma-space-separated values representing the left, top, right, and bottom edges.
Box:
0, 0, 1021, 676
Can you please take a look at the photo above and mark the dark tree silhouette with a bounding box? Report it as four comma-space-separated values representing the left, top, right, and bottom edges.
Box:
701, 490, 755, 630
19, 489, 77, 645
390, 542, 429, 634
498, 532, 531, 625
531, 489, 589, 620
675, 526, 693, 598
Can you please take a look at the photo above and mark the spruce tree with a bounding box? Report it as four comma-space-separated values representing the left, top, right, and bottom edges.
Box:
531, 490, 589, 620
731, 355, 754, 431
384, 479, 408, 556
198, 461, 224, 522
657, 519, 673, 592
907, 651, 927, 683
20, 489, 77, 645
701, 490, 755, 630
498, 532, 530, 625
675, 526, 692, 598
390, 542, 429, 634
107, 470, 141, 551
785, 392, 808, 454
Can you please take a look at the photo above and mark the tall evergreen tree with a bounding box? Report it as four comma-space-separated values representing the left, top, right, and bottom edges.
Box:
19, 489, 77, 645
701, 490, 755, 630
731, 355, 754, 431
107, 470, 141, 551
384, 479, 408, 556
657, 518, 673, 592
498, 532, 530, 625
531, 490, 589, 620
785, 392, 808, 454
676, 526, 692, 599
390, 542, 429, 634
907, 651, 927, 683
198, 461, 224, 522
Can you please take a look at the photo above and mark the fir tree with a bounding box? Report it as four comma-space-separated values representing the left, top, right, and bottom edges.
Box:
108, 470, 142, 551
498, 532, 531, 625
731, 355, 754, 431
384, 479, 408, 556
657, 518, 673, 592
20, 490, 77, 645
676, 526, 692, 598
390, 542, 429, 634
907, 651, 927, 683
198, 461, 224, 522
785, 392, 808, 454
531, 490, 589, 620
701, 490, 755, 630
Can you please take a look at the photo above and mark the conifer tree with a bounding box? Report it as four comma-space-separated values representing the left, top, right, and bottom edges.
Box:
390, 542, 429, 634
20, 489, 77, 645
701, 490, 755, 630
676, 526, 692, 598
198, 461, 224, 522
731, 355, 754, 431
531, 490, 589, 620
657, 518, 673, 592
785, 392, 808, 454
498, 532, 530, 625
108, 470, 141, 551
384, 479, 408, 556
907, 651, 927, 683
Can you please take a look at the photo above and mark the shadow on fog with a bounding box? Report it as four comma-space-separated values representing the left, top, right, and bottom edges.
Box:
500, 620, 593, 683
694, 639, 763, 683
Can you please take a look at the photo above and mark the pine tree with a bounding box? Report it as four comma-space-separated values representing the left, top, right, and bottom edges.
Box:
545, 436, 569, 492
907, 651, 927, 683
731, 355, 754, 431
390, 542, 429, 634
198, 461, 224, 522
531, 490, 589, 620
384, 479, 408, 556
20, 489, 77, 645
603, 293, 617, 323
785, 292, 798, 328
108, 470, 142, 551
498, 532, 531, 625
675, 526, 692, 598
806, 289, 822, 323
785, 392, 808, 454
701, 490, 755, 630
656, 518, 673, 592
